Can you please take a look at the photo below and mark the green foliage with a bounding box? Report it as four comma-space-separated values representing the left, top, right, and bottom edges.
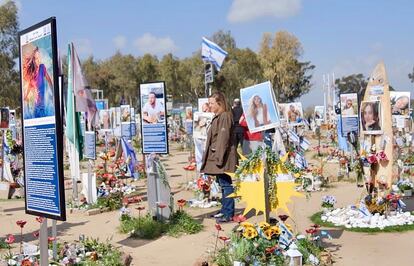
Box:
119, 211, 203, 239
259, 31, 314, 103
167, 210, 203, 237
89, 192, 123, 211
214, 247, 232, 266
335, 73, 367, 96
119, 214, 167, 239
81, 238, 123, 266
310, 212, 414, 233
296, 238, 323, 264
408, 66, 414, 83
0, 0, 19, 108
0, 238, 9, 249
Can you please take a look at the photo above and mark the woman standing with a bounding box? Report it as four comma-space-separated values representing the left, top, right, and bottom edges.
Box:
201, 92, 238, 223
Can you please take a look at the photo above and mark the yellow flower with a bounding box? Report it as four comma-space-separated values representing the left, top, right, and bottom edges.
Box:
240, 222, 254, 228
294, 173, 301, 178
243, 227, 258, 239
259, 221, 270, 230
264, 228, 274, 240
270, 226, 281, 235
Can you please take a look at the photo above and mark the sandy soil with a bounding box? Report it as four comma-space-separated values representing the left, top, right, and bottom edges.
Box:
1, 141, 414, 266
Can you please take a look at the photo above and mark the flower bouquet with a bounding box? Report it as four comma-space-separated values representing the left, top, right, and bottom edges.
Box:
212, 220, 325, 266
321, 195, 336, 212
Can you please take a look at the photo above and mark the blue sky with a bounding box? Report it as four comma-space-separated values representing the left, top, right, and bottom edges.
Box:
13, 0, 414, 107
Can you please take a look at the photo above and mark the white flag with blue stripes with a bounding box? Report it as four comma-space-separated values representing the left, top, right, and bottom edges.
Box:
201, 37, 228, 71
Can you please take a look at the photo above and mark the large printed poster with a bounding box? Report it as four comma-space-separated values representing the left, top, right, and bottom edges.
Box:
340, 93, 359, 137
140, 82, 168, 154
240, 81, 280, 133
19, 18, 66, 220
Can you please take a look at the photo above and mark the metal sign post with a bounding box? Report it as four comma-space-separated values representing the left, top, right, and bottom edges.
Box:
204, 63, 213, 97
40, 218, 48, 266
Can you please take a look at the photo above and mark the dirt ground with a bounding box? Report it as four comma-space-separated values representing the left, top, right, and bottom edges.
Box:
1, 140, 414, 265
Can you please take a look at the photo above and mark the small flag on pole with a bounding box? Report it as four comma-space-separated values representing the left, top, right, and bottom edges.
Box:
201, 37, 228, 71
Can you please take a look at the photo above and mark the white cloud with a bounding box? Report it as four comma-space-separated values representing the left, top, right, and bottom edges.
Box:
227, 0, 301, 23
133, 33, 178, 56
113, 35, 127, 50
73, 38, 93, 56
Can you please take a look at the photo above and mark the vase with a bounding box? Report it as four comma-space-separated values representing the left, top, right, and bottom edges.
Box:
404, 189, 412, 197
233, 261, 245, 266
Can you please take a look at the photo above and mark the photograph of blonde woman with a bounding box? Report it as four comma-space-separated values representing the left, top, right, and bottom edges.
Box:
22, 44, 55, 119
390, 92, 410, 116
248, 95, 270, 127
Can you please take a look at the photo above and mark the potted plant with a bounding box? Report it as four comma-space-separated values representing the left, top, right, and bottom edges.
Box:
397, 179, 413, 197
321, 195, 336, 213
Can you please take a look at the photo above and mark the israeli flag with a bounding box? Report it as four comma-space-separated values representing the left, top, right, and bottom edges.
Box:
201, 37, 228, 71
278, 222, 293, 248
288, 130, 300, 143
121, 137, 137, 176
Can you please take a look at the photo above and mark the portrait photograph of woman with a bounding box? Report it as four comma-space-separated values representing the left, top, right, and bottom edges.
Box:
360, 100, 382, 134
21, 37, 55, 120
390, 91, 410, 117
240, 81, 280, 133
340, 93, 358, 116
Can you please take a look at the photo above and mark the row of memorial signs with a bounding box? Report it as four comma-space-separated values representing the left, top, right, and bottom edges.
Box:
338, 90, 411, 137
17, 18, 170, 221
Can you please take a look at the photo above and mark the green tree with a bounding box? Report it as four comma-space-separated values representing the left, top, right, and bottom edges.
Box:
177, 53, 204, 104
213, 48, 264, 102
335, 73, 367, 95
136, 54, 160, 84
335, 73, 394, 98
98, 52, 137, 106
0, 1, 19, 108
159, 53, 180, 100
408, 66, 414, 83
210, 30, 236, 52
258, 31, 314, 103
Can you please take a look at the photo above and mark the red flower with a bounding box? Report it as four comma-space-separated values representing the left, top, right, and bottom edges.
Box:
21, 259, 31, 266
122, 197, 129, 206
136, 206, 145, 211
233, 214, 247, 223
367, 154, 378, 164
5, 234, 15, 244
377, 151, 388, 161
35, 216, 45, 224
305, 228, 317, 235
16, 220, 27, 228
48, 237, 57, 243
278, 215, 289, 222
157, 203, 167, 209
33, 231, 40, 238
215, 224, 222, 231
219, 236, 230, 242
177, 199, 187, 208
265, 246, 277, 254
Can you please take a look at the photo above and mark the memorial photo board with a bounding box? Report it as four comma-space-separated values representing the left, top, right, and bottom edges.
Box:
140, 81, 168, 154
19, 17, 66, 220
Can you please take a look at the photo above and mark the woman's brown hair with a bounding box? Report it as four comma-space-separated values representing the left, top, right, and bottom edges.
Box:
209, 91, 228, 112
